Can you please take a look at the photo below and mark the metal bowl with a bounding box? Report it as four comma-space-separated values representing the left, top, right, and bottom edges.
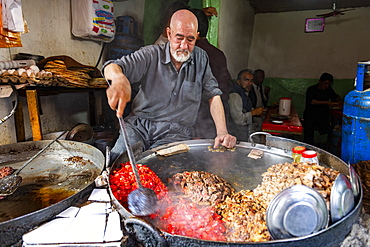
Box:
65, 123, 96, 144
349, 165, 361, 202
266, 185, 329, 239
330, 174, 355, 223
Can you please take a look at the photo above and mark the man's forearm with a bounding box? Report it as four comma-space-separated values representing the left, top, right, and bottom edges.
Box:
104, 63, 124, 82
104, 63, 132, 117
311, 99, 331, 105
209, 96, 228, 135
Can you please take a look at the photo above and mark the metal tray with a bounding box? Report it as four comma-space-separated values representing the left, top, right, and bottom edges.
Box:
135, 140, 292, 192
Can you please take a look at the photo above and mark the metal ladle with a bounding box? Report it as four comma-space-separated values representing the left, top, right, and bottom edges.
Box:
0, 131, 67, 197
104, 77, 158, 215
118, 117, 158, 216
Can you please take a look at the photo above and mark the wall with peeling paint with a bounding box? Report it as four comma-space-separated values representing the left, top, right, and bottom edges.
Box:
0, 0, 146, 145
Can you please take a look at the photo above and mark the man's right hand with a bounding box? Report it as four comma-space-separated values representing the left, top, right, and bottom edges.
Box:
104, 64, 132, 118
251, 107, 264, 116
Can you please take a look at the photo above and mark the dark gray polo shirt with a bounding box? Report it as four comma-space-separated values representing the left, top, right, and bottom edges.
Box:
103, 42, 222, 127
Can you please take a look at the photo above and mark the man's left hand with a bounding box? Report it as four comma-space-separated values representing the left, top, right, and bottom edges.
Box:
214, 133, 237, 149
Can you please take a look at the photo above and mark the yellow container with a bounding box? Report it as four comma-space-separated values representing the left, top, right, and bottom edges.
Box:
292, 146, 306, 163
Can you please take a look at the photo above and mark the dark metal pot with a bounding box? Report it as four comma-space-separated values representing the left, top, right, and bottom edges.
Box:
0, 140, 104, 246
108, 135, 362, 247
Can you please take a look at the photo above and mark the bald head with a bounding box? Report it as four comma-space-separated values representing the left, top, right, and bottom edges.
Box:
167, 9, 199, 65
170, 9, 198, 33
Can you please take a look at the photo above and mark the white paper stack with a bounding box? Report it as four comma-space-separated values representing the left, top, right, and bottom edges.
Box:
88, 188, 111, 202
22, 189, 123, 247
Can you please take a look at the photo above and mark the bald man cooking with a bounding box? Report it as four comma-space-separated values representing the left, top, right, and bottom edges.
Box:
103, 9, 236, 161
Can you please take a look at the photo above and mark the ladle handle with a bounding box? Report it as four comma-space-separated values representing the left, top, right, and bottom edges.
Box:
105, 146, 111, 169
15, 130, 67, 175
104, 78, 142, 188
118, 117, 142, 188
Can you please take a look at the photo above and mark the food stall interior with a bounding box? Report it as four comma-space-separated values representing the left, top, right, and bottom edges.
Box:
0, 0, 369, 246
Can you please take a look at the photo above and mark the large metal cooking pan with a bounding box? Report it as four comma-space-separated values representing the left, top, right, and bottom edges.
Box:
0, 140, 104, 246
108, 135, 362, 247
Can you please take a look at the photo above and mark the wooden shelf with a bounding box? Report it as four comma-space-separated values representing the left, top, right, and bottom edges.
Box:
16, 86, 105, 141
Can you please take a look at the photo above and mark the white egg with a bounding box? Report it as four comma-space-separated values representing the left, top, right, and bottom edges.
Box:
17, 68, 26, 74
30, 65, 40, 73
8, 69, 15, 74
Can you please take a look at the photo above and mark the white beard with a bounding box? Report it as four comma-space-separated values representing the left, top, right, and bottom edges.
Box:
172, 49, 191, 62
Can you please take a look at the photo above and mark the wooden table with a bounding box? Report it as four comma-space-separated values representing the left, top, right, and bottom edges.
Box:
16, 86, 105, 141
262, 106, 303, 136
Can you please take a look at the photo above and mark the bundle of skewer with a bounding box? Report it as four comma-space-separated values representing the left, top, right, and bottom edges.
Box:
0, 60, 108, 88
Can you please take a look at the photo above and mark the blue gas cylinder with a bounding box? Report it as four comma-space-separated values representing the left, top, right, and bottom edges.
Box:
105, 16, 144, 61
341, 62, 370, 164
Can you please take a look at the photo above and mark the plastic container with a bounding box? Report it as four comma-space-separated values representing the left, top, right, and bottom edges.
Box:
15, 53, 45, 64
0, 60, 35, 70
105, 16, 144, 61
279, 97, 291, 116
292, 146, 306, 163
301, 150, 319, 164
341, 61, 370, 164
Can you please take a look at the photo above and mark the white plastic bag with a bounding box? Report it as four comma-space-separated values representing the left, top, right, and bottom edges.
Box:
2, 0, 25, 32
71, 0, 115, 42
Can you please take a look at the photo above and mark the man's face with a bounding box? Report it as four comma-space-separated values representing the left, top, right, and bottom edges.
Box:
319, 80, 332, 90
238, 72, 254, 92
167, 21, 198, 63
254, 71, 265, 86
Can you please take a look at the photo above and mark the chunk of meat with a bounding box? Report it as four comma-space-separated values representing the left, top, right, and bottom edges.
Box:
168, 171, 234, 206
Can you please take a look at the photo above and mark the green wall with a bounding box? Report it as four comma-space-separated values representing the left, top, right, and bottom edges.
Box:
143, 0, 203, 45
202, 0, 220, 47
264, 78, 355, 118
143, 0, 167, 45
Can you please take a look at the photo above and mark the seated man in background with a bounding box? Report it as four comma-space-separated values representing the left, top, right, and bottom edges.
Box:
191, 8, 232, 139
249, 69, 269, 143
228, 69, 264, 142
250, 69, 270, 109
303, 72, 342, 145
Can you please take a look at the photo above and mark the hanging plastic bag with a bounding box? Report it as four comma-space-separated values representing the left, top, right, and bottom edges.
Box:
2, 0, 25, 32
0, 0, 27, 48
71, 0, 115, 43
